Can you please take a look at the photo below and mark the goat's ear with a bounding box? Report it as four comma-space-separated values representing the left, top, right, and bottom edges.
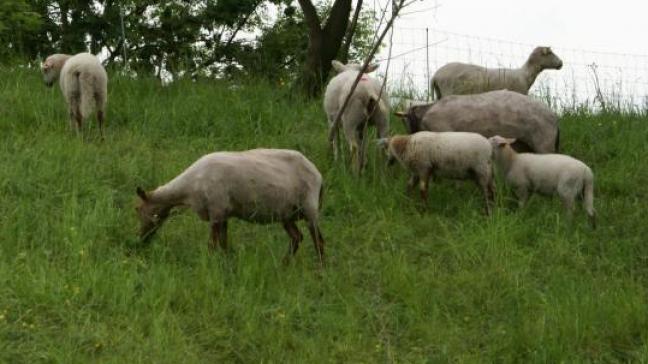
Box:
394, 111, 407, 118
136, 187, 148, 201
331, 60, 346, 73
365, 63, 379, 73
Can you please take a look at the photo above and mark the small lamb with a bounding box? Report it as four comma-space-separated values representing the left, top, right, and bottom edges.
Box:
135, 149, 326, 264
379, 131, 495, 214
489, 136, 596, 227
41, 52, 108, 138
324, 60, 390, 173
431, 47, 563, 99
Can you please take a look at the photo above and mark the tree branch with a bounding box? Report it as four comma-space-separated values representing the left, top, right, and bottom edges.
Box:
340, 0, 363, 63
297, 0, 322, 34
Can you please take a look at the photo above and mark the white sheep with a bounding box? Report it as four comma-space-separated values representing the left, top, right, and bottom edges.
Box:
378, 131, 495, 214
41, 52, 108, 138
324, 60, 390, 173
431, 47, 563, 99
489, 136, 596, 227
135, 148, 325, 263
395, 90, 560, 153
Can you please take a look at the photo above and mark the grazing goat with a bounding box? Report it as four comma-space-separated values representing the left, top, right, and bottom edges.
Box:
379, 132, 495, 214
431, 46, 563, 99
324, 60, 390, 173
42, 53, 108, 138
135, 149, 326, 264
395, 90, 560, 153
490, 136, 596, 227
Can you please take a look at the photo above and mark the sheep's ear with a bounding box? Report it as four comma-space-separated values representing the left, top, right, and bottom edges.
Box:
394, 111, 407, 118
505, 137, 517, 144
365, 63, 379, 73
376, 138, 390, 148
136, 187, 148, 201
331, 60, 346, 73
542, 47, 550, 55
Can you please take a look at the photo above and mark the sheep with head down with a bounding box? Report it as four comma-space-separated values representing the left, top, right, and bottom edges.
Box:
324, 60, 390, 173
135, 148, 326, 264
378, 131, 495, 215
41, 52, 108, 138
395, 90, 560, 153
431, 46, 563, 99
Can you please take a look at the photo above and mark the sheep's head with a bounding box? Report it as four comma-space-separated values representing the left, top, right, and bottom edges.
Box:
135, 187, 171, 243
41, 54, 68, 87
489, 135, 517, 155
331, 60, 379, 74
529, 46, 563, 70
394, 103, 433, 134
376, 137, 396, 165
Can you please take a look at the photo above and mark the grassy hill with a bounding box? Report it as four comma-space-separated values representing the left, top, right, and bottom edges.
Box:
1, 66, 648, 362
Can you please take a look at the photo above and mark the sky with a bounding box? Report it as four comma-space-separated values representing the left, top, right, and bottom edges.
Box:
397, 0, 648, 55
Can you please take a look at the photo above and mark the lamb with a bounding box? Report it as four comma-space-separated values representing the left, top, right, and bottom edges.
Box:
41, 52, 108, 138
378, 131, 495, 214
135, 149, 326, 264
431, 46, 563, 99
395, 90, 560, 153
489, 136, 596, 227
324, 60, 390, 173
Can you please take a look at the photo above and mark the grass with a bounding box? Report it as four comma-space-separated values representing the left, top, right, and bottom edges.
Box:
1, 65, 648, 363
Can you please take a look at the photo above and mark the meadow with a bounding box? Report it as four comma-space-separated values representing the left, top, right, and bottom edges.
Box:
1, 65, 648, 363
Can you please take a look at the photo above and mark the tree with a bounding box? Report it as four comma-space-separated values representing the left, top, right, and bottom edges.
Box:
296, 0, 354, 96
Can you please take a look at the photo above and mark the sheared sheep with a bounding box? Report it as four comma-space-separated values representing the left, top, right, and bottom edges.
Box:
41, 52, 108, 138
489, 136, 596, 227
431, 46, 563, 99
395, 90, 560, 153
378, 131, 495, 214
135, 149, 326, 264
324, 60, 390, 173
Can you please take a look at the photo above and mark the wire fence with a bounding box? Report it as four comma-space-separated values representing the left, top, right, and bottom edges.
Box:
379, 27, 648, 112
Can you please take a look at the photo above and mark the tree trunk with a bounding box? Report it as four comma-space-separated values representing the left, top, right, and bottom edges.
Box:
297, 0, 353, 97
340, 0, 363, 63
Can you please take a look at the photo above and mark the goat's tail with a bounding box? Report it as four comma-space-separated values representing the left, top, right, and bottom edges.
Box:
78, 72, 96, 120
583, 169, 596, 228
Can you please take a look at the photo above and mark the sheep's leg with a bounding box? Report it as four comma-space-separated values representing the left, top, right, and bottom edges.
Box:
514, 187, 529, 209
418, 169, 432, 206
475, 172, 495, 216
282, 220, 303, 264
97, 109, 105, 140
209, 221, 228, 253
329, 124, 340, 161
407, 174, 420, 195
356, 121, 368, 173
307, 221, 325, 266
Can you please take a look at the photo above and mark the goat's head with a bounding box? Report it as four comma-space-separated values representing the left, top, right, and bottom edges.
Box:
529, 46, 563, 70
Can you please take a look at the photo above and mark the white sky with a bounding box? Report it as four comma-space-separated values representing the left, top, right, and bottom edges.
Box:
398, 0, 648, 55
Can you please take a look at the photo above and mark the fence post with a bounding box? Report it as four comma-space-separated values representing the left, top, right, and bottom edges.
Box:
426, 27, 430, 101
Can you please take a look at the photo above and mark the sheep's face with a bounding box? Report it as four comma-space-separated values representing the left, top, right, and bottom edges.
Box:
376, 138, 396, 165
489, 136, 517, 156
331, 60, 379, 74
135, 188, 170, 242
530, 47, 563, 70
395, 103, 432, 134
41, 55, 64, 87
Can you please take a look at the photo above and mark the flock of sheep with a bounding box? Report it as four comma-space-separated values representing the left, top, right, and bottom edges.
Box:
40, 46, 595, 265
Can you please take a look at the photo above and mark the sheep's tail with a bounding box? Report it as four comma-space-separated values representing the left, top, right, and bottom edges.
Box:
78, 71, 95, 119
583, 168, 596, 228
431, 79, 441, 101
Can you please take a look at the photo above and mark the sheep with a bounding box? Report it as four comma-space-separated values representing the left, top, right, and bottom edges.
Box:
324, 60, 390, 173
41, 52, 108, 138
395, 90, 560, 153
378, 131, 495, 214
489, 135, 596, 227
431, 46, 563, 99
135, 148, 326, 264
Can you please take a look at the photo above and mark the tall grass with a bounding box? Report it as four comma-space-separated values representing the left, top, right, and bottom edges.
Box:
1, 66, 648, 362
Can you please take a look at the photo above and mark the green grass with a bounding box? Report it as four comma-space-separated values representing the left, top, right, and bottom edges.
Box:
1, 66, 648, 363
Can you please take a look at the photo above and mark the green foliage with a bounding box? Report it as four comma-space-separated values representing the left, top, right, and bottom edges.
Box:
0, 0, 41, 61
2, 67, 648, 361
